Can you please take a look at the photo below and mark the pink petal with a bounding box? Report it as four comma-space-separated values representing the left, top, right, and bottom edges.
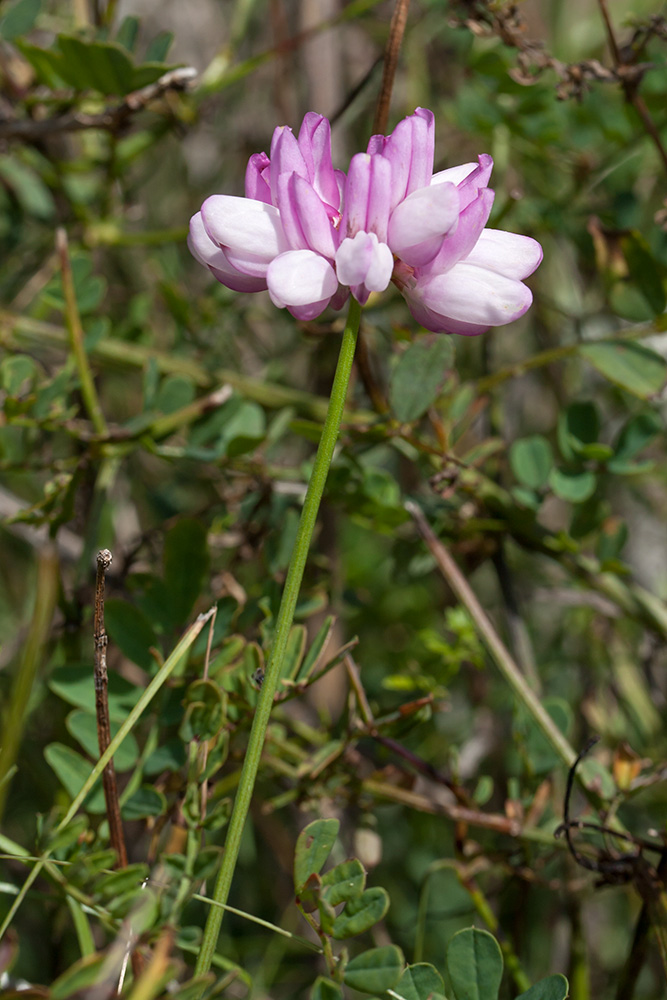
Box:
388, 182, 460, 267
431, 155, 493, 212
381, 108, 435, 211
457, 154, 493, 211
464, 229, 543, 280
245, 152, 272, 204
267, 250, 338, 314
277, 173, 338, 258
341, 153, 392, 242
414, 261, 533, 329
269, 126, 308, 204
188, 212, 268, 292
201, 195, 289, 263
335, 232, 393, 291
297, 112, 341, 210
420, 188, 494, 276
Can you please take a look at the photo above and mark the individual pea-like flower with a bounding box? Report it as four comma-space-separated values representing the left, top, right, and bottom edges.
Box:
189, 108, 542, 335
188, 112, 347, 321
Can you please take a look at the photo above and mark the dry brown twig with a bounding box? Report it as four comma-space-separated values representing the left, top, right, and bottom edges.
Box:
0, 67, 197, 142
450, 2, 667, 171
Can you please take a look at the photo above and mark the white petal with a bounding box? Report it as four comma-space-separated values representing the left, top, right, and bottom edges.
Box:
388, 183, 459, 264
201, 195, 289, 260
188, 212, 267, 291
431, 163, 477, 186
364, 240, 394, 292
418, 262, 533, 327
267, 250, 338, 308
335, 232, 393, 291
464, 229, 543, 280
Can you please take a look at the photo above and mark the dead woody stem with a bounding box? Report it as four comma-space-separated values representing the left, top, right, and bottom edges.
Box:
94, 549, 127, 869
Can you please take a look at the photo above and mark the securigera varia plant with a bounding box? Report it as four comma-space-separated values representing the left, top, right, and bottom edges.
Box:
189, 108, 542, 334
189, 108, 542, 980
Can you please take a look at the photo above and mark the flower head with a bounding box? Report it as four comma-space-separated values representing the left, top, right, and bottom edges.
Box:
189, 109, 542, 334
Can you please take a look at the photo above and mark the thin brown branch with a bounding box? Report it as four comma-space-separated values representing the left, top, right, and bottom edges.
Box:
355, 325, 389, 414
0, 68, 196, 142
94, 549, 127, 870
595, 0, 667, 174
372, 0, 410, 136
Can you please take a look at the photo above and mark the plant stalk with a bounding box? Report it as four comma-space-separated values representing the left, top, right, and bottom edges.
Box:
194, 297, 361, 979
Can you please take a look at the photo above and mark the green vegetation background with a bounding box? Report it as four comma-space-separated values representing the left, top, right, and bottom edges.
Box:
0, 0, 666, 997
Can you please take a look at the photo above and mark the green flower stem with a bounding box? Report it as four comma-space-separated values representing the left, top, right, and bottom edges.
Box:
195, 297, 361, 979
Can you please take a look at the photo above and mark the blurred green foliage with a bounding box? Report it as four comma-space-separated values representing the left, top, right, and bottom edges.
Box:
0, 0, 666, 996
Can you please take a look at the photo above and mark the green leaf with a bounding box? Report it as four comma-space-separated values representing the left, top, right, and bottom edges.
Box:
294, 818, 339, 892
548, 468, 596, 503
1, 355, 37, 396
94, 863, 149, 900
296, 615, 335, 682
49, 664, 139, 720
610, 411, 662, 468
509, 436, 553, 489
122, 785, 167, 820
44, 743, 105, 813
104, 598, 159, 671
179, 680, 226, 742
115, 15, 139, 52
621, 232, 666, 316
390, 336, 455, 422
144, 738, 187, 775
557, 402, 599, 461
321, 858, 366, 906
51, 954, 107, 1000
0, 0, 41, 41
515, 974, 570, 1000
225, 401, 266, 457
0, 155, 55, 220
65, 709, 139, 772
163, 518, 210, 625
396, 963, 446, 1000
310, 977, 343, 1000
580, 341, 667, 398
446, 927, 503, 1000
144, 30, 173, 63
155, 374, 196, 415
342, 945, 403, 993
318, 894, 335, 935
332, 886, 389, 938
284, 624, 307, 681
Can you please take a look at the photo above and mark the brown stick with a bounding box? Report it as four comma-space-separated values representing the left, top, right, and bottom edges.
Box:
0, 68, 196, 141
596, 0, 667, 174
94, 549, 128, 870
372, 0, 410, 136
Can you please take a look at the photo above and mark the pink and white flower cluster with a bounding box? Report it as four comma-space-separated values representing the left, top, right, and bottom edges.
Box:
189, 109, 542, 335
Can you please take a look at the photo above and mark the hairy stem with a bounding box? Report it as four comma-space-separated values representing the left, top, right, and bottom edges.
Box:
194, 297, 361, 979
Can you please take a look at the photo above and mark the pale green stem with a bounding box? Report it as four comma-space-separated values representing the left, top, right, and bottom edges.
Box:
0, 545, 59, 822
56, 228, 108, 437
194, 297, 361, 979
406, 499, 576, 769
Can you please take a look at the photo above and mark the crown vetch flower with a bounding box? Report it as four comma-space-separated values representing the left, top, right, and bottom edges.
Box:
189, 108, 542, 335
189, 112, 345, 321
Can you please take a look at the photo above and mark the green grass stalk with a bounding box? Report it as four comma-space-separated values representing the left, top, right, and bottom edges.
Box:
0, 545, 59, 822
0, 606, 215, 943
194, 297, 361, 979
